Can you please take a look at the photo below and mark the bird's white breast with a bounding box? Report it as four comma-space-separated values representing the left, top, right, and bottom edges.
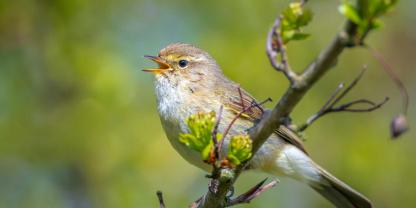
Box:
154, 76, 212, 170
155, 76, 183, 122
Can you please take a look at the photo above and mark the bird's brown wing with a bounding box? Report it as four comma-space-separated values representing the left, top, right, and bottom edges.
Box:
275, 125, 308, 154
221, 86, 308, 154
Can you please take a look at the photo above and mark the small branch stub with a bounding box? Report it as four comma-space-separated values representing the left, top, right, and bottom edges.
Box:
156, 191, 166, 208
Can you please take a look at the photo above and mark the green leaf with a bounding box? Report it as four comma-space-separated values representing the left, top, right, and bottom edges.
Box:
297, 9, 313, 27
291, 32, 310, 41
338, 3, 362, 24
282, 9, 297, 30
201, 143, 214, 161
282, 30, 296, 43
280, 3, 313, 44
282, 3, 313, 29
369, 0, 398, 17
226, 154, 241, 166
282, 31, 310, 43
289, 2, 303, 16
227, 135, 252, 166
179, 111, 222, 161
370, 19, 384, 29
338, 0, 398, 42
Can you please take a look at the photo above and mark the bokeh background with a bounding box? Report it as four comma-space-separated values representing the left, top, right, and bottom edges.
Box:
0, 0, 415, 207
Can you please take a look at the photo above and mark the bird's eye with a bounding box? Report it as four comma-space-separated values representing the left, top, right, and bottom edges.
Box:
178, 60, 188, 68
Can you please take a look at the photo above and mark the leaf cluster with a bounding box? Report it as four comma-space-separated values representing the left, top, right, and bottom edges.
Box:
179, 112, 221, 161
227, 135, 252, 166
281, 2, 313, 43
339, 0, 398, 38
179, 112, 253, 167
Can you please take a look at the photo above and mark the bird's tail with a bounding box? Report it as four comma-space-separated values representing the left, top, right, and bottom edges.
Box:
310, 164, 373, 208
264, 145, 372, 208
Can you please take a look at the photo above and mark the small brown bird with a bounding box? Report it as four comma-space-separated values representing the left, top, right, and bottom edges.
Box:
144, 43, 372, 208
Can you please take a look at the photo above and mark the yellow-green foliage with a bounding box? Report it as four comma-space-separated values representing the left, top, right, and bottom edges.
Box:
339, 0, 398, 35
179, 112, 253, 166
179, 112, 222, 161
281, 2, 313, 43
227, 135, 252, 166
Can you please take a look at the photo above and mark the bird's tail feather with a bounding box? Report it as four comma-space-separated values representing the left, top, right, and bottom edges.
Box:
310, 165, 373, 208
267, 144, 372, 208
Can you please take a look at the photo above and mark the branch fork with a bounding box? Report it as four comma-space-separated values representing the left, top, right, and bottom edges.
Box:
298, 66, 389, 132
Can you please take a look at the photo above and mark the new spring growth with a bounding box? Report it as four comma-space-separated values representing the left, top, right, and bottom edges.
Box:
280, 2, 313, 43
179, 112, 222, 162
339, 0, 398, 40
227, 135, 253, 166
179, 112, 253, 167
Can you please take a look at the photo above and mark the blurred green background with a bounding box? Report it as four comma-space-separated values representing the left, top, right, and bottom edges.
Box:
0, 0, 415, 207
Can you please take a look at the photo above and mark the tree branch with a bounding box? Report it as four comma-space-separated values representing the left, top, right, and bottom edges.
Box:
198, 0, 382, 207
250, 21, 356, 152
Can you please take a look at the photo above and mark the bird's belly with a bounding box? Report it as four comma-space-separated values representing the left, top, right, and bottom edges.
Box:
160, 116, 212, 171
159, 110, 289, 175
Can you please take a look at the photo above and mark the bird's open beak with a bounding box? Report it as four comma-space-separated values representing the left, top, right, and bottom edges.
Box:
143, 55, 171, 74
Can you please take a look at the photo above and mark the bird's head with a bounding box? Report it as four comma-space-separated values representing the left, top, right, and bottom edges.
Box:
143, 43, 222, 83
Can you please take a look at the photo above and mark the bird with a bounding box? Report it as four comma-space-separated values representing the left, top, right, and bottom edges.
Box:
143, 43, 372, 208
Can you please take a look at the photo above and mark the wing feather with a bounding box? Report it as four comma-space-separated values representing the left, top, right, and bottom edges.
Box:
219, 86, 308, 154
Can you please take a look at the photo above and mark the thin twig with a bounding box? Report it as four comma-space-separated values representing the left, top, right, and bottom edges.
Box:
276, 27, 291, 72
227, 179, 278, 207
156, 191, 166, 208
266, 17, 284, 71
317, 82, 345, 114
251, 98, 272, 114
212, 106, 224, 161
189, 196, 203, 208
331, 66, 367, 106
266, 16, 298, 83
237, 87, 245, 110
218, 89, 272, 153
367, 45, 409, 114
303, 83, 345, 127
331, 97, 389, 112
298, 67, 389, 131
222, 97, 272, 140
